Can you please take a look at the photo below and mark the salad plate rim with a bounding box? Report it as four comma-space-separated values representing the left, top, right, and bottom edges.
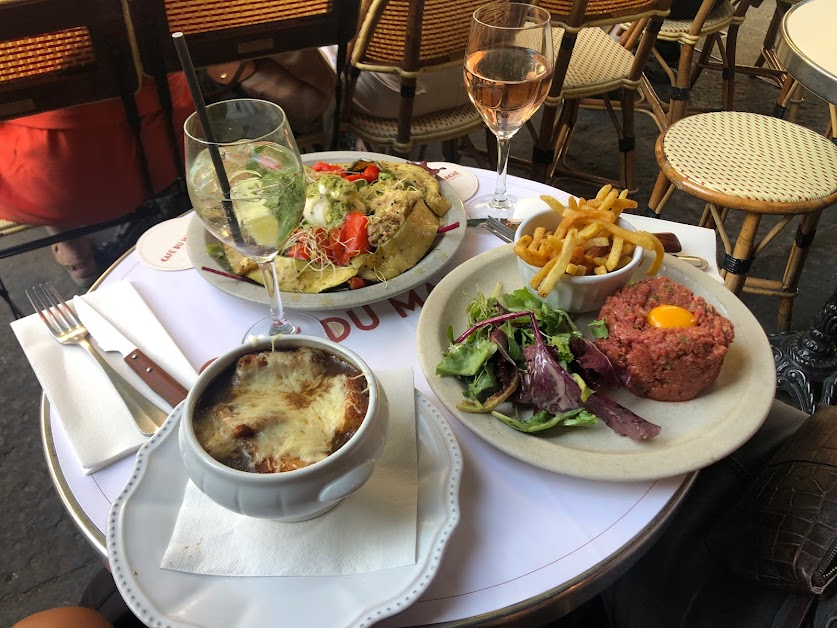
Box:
416, 244, 776, 482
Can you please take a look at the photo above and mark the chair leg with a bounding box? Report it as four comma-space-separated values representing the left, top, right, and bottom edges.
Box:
532, 102, 559, 183
646, 170, 673, 217
0, 274, 24, 319
441, 139, 458, 163
550, 100, 580, 178
619, 88, 637, 193
722, 23, 741, 112
755, 0, 787, 68
723, 211, 761, 296
669, 43, 697, 124
778, 210, 824, 332
689, 33, 718, 88
485, 126, 498, 171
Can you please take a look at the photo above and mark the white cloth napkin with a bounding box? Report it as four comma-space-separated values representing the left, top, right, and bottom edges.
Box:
11, 281, 197, 473
161, 368, 418, 577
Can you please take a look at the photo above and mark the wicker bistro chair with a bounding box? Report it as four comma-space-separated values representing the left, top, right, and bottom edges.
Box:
650, 111, 837, 331
530, 0, 671, 192
343, 0, 491, 161
129, 0, 361, 150
626, 0, 790, 130
0, 0, 146, 317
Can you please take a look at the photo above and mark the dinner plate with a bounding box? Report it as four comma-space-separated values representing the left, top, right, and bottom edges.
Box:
187, 151, 467, 311
416, 245, 776, 482
106, 392, 462, 628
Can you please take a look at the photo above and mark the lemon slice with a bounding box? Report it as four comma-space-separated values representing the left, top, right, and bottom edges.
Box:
232, 178, 279, 247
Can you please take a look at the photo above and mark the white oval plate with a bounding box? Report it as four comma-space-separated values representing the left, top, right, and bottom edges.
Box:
416, 245, 776, 482
187, 151, 466, 311
107, 392, 462, 628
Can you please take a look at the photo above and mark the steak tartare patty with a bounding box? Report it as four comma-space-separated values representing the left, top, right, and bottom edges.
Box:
594, 277, 734, 401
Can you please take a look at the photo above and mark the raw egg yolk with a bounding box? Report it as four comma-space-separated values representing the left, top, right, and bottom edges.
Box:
647, 305, 696, 329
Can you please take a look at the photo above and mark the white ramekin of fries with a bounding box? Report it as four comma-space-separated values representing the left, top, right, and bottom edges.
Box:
513, 185, 663, 313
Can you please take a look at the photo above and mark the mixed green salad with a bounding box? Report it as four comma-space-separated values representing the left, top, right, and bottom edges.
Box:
436, 287, 660, 440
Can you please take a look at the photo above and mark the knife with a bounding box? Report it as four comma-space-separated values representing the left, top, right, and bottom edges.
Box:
74, 299, 189, 407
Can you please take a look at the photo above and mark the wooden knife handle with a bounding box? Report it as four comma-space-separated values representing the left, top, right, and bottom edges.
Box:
124, 350, 189, 407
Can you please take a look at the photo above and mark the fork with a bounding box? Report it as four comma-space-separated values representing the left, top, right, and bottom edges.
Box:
27, 283, 166, 436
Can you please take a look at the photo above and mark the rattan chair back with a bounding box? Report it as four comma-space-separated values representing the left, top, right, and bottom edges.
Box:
346, 0, 495, 155
0, 0, 141, 121
130, 0, 360, 74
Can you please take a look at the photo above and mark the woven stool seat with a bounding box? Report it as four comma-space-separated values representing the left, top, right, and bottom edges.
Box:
662, 112, 837, 207
351, 103, 484, 153
652, 111, 837, 332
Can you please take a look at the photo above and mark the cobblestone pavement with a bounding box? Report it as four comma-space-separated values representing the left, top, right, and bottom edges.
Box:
2, 2, 835, 624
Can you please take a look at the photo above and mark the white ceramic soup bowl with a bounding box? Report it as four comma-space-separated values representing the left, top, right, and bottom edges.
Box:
514, 209, 644, 313
179, 335, 388, 522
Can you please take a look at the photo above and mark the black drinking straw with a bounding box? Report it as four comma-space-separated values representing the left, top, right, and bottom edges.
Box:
171, 32, 244, 245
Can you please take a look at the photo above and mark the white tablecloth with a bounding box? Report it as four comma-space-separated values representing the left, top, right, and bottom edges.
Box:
45, 168, 721, 626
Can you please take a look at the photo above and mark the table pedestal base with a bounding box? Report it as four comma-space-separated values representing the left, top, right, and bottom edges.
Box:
770, 289, 837, 415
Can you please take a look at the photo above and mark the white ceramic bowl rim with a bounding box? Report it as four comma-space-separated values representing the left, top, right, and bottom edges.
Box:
514, 212, 644, 280
182, 334, 379, 483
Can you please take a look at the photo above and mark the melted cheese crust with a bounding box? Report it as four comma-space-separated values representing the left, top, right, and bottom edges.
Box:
194, 347, 368, 473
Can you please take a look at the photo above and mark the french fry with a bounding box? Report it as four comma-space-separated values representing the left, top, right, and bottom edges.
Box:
538, 229, 577, 297
595, 184, 613, 201
594, 222, 665, 275
529, 256, 558, 289
582, 236, 610, 250
530, 227, 546, 251
578, 223, 601, 239
541, 195, 566, 214
605, 236, 624, 271
598, 189, 619, 213
515, 244, 547, 267
514, 189, 664, 297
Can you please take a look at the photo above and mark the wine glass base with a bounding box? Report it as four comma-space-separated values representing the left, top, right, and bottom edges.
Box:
466, 193, 519, 219
242, 313, 326, 343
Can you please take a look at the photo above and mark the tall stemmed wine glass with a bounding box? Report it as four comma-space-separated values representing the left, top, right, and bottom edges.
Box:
184, 99, 324, 341
464, 2, 553, 218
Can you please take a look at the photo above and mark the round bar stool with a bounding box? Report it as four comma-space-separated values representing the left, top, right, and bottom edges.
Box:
646, 111, 837, 331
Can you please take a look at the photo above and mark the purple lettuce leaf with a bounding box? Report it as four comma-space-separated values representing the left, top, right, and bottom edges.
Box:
570, 337, 630, 389
583, 393, 661, 440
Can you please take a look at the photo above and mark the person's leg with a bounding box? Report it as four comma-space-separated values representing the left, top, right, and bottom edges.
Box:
46, 227, 99, 289
12, 606, 113, 628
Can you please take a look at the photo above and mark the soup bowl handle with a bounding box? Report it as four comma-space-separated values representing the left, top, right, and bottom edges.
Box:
319, 459, 377, 502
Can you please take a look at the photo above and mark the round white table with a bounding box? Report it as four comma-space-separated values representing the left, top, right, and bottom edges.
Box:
40, 168, 720, 626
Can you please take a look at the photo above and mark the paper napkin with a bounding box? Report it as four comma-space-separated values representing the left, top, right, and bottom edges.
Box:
11, 281, 198, 473
161, 368, 418, 577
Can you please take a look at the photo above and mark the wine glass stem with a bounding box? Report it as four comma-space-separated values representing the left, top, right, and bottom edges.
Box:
257, 259, 296, 335
492, 135, 513, 209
